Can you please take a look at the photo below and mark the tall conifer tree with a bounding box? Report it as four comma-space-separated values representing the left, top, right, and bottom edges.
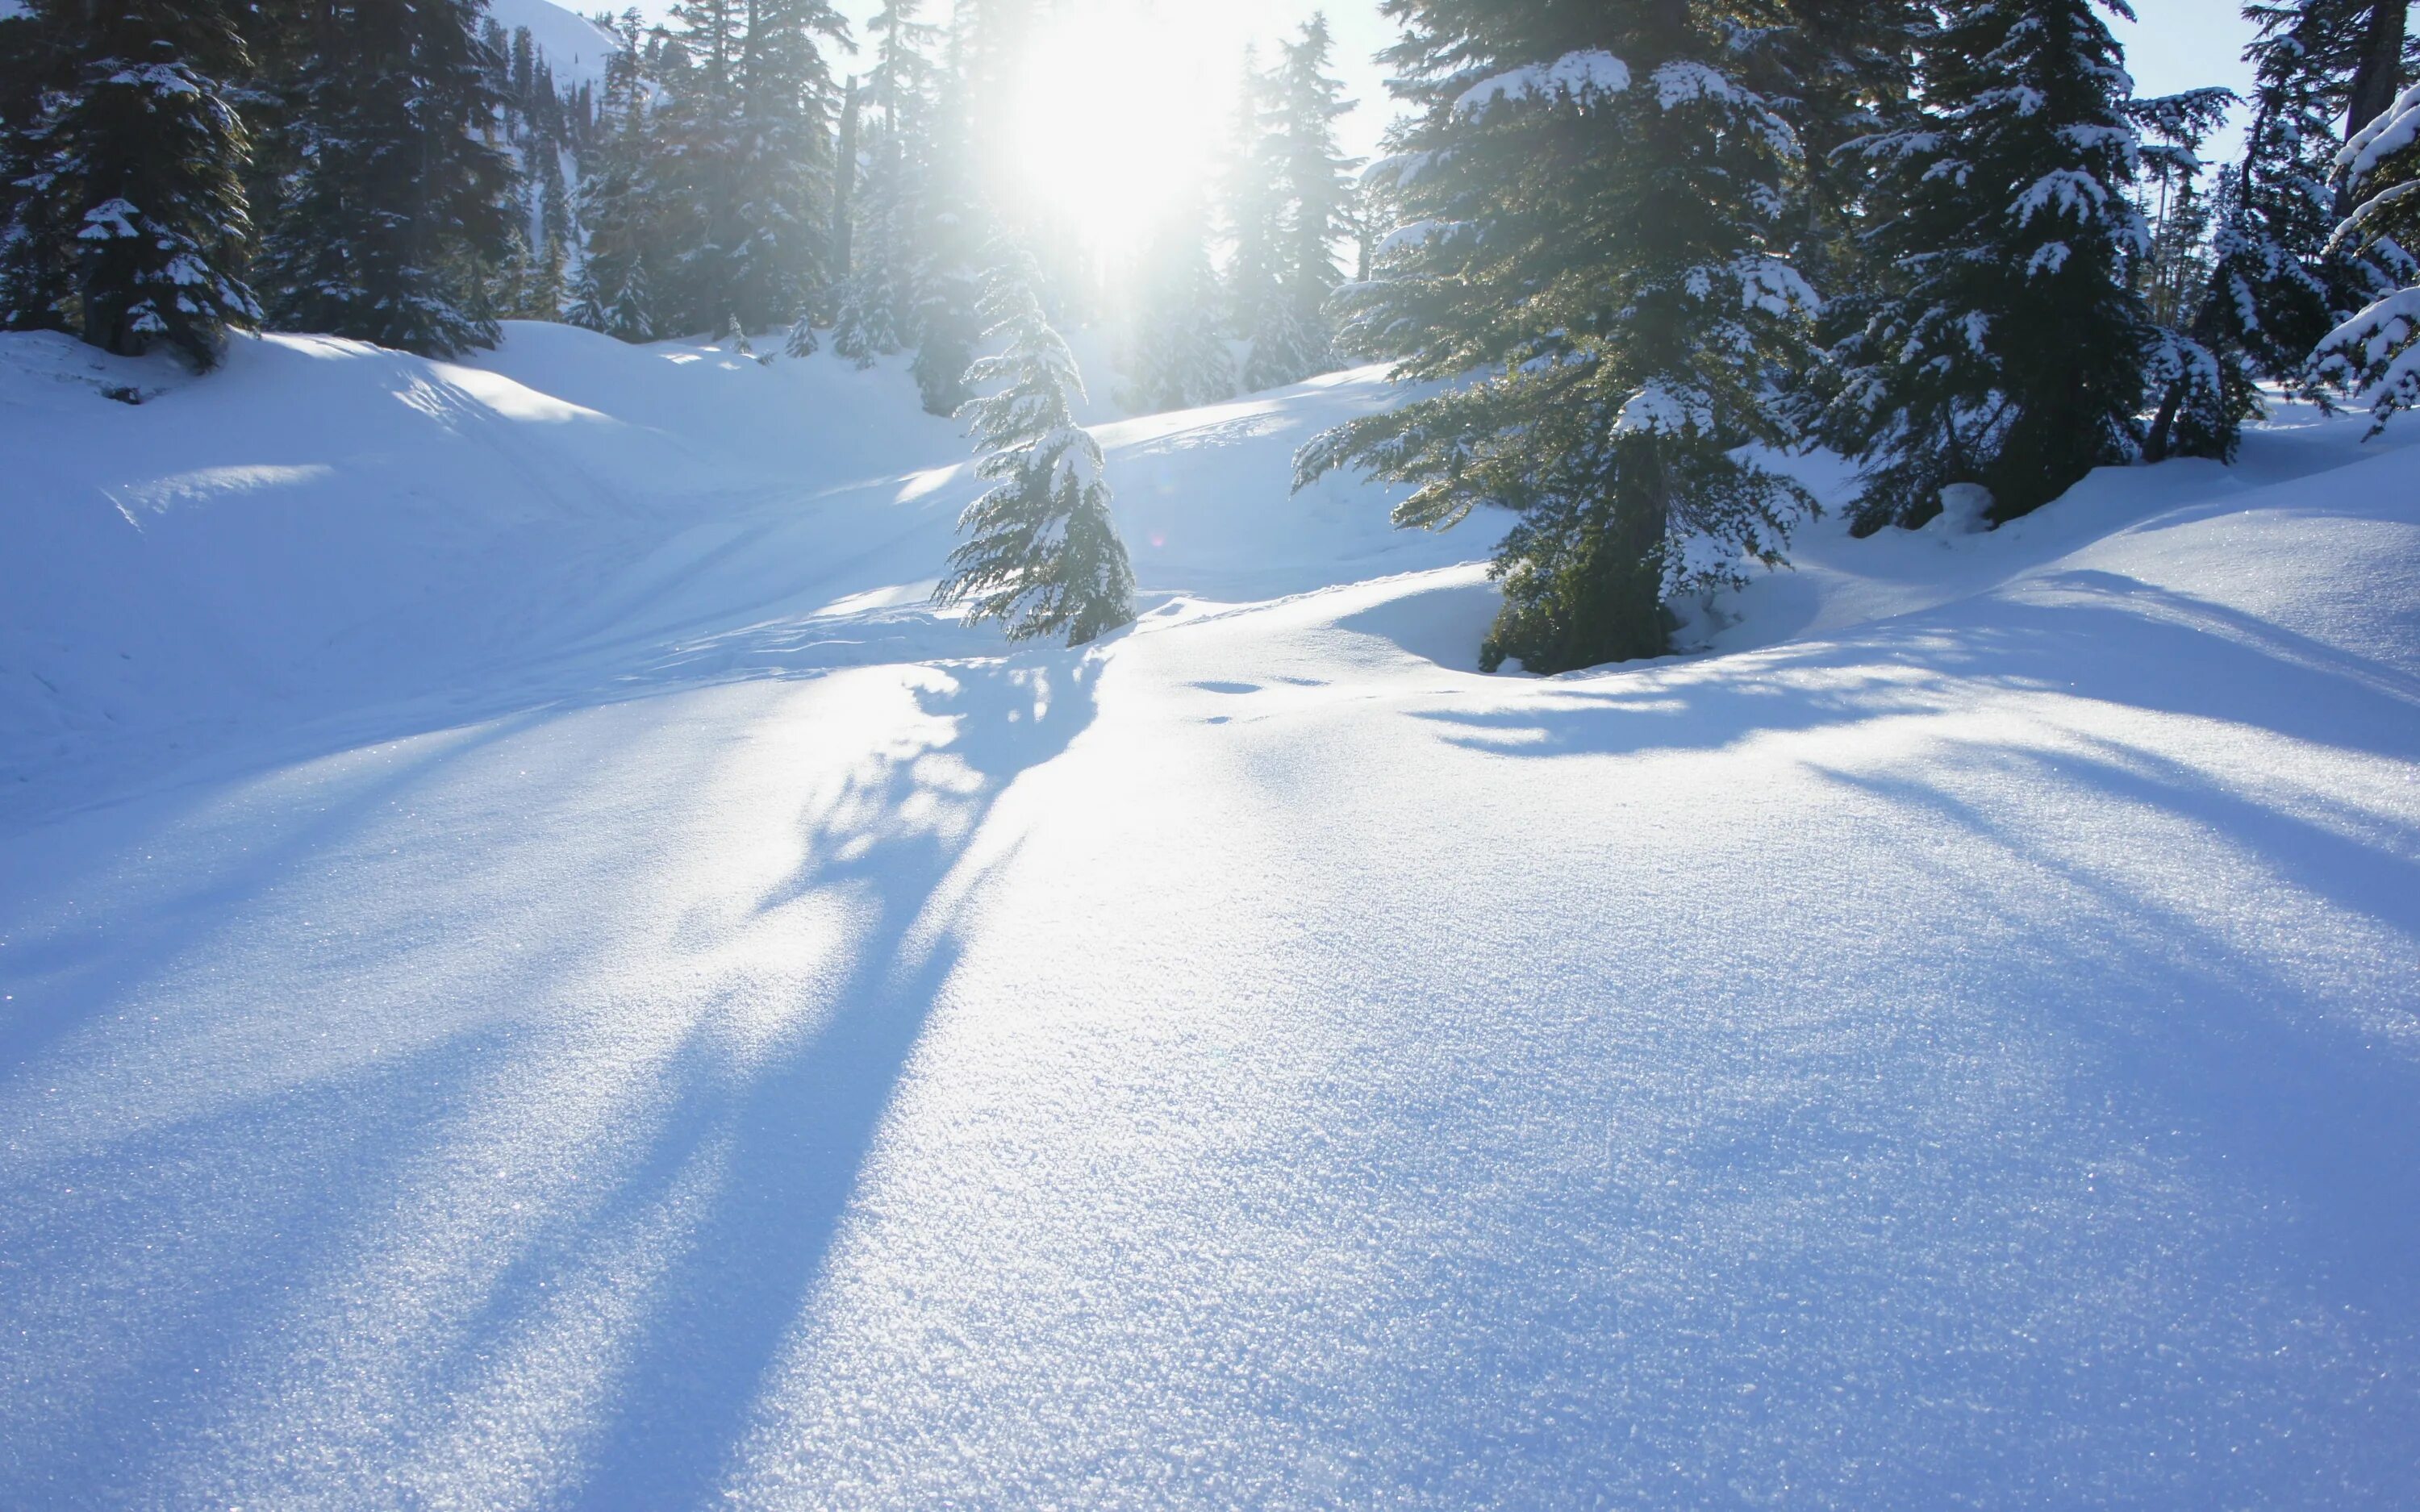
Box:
257, 0, 515, 356
1299, 1, 1818, 673
1816, 0, 2155, 531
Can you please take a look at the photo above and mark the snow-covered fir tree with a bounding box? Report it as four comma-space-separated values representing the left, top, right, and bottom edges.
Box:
2313, 78, 2420, 431
0, 0, 260, 368
255, 0, 515, 356
566, 259, 611, 331
1744, 1, 1928, 310
937, 250, 1136, 647
1298, 2, 1818, 673
725, 0, 846, 327
1816, 0, 2155, 533
2128, 86, 2258, 462
611, 254, 657, 339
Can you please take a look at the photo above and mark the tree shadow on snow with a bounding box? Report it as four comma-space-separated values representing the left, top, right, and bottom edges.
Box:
534, 651, 1103, 1509
1408, 570, 2420, 768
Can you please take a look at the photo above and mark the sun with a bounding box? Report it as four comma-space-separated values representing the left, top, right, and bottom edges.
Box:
999, 2, 1229, 258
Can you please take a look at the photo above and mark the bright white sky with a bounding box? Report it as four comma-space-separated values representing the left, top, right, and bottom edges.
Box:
615, 0, 2263, 252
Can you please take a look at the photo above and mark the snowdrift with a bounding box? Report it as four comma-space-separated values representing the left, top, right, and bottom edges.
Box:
2, 321, 2417, 1507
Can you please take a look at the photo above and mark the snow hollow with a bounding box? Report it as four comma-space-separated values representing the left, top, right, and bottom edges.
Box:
3, 320, 2418, 1506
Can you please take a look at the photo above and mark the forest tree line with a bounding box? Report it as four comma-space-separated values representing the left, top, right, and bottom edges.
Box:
3, 0, 2418, 669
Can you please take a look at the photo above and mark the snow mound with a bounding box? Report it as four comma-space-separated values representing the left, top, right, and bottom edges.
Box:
3, 323, 2418, 1508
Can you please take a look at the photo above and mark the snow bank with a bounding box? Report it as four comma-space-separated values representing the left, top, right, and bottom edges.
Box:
3, 321, 2418, 1507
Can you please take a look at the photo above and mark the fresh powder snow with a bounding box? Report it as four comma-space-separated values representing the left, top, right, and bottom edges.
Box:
2, 320, 2418, 1507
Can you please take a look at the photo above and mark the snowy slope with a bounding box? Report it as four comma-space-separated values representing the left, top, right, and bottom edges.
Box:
488, 0, 620, 90
2, 323, 2418, 1508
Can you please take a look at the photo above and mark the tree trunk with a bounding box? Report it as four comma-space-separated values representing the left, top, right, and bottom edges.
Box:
2347, 0, 2408, 143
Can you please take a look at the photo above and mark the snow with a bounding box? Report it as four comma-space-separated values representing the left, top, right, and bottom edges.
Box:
1453, 49, 1630, 119
4, 321, 2420, 1506
488, 0, 620, 92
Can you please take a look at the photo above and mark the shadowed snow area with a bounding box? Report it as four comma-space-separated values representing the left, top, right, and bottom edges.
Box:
3, 323, 2418, 1506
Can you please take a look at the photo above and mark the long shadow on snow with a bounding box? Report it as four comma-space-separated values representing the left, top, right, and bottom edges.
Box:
539, 650, 1102, 1510
1412, 572, 2420, 767
1814, 746, 2420, 1318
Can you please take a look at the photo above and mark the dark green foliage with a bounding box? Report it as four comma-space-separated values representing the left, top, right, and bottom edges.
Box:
1297, 0, 1819, 672
1, 0, 261, 368
1817, 0, 2155, 532
254, 0, 514, 356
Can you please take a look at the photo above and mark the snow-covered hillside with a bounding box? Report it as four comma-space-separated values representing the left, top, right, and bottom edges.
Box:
489, 0, 620, 90
2, 324, 2417, 1506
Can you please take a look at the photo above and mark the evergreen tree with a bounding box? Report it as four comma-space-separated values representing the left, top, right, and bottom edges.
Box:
2313, 78, 2420, 430
257, 0, 515, 356
908, 0, 1025, 416
611, 254, 657, 339
1746, 1, 1927, 307
1117, 182, 1236, 413
1298, 2, 1818, 673
2129, 87, 2260, 462
1218, 45, 1286, 358
727, 0, 847, 327
0, 0, 261, 367
829, 0, 937, 364
1245, 15, 1358, 390
567, 258, 611, 330
786, 309, 820, 354
1816, 0, 2155, 532
937, 251, 1136, 647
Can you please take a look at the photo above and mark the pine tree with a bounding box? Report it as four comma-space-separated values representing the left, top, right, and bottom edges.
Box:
1816, 0, 2155, 532
786, 309, 820, 354
2313, 78, 2420, 430
611, 254, 657, 339
257, 0, 515, 356
1219, 44, 1286, 360
1298, 3, 1818, 673
905, 11, 987, 418
829, 0, 937, 364
0, 0, 261, 367
1745, 1, 1927, 309
1244, 15, 1358, 391
567, 258, 611, 330
1117, 183, 1236, 413
937, 251, 1136, 647
726, 0, 846, 328
2129, 87, 2259, 462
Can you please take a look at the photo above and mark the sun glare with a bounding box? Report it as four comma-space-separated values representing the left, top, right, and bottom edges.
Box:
1002, 2, 1229, 258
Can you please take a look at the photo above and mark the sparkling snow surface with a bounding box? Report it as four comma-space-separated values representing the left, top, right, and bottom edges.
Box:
3, 324, 2418, 1506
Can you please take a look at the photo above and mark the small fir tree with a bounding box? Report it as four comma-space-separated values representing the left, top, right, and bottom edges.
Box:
611, 256, 657, 339
567, 259, 611, 331
1298, 3, 1819, 672
937, 252, 1137, 647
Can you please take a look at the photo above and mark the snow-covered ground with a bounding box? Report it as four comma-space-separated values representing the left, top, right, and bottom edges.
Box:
3, 323, 2417, 1506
